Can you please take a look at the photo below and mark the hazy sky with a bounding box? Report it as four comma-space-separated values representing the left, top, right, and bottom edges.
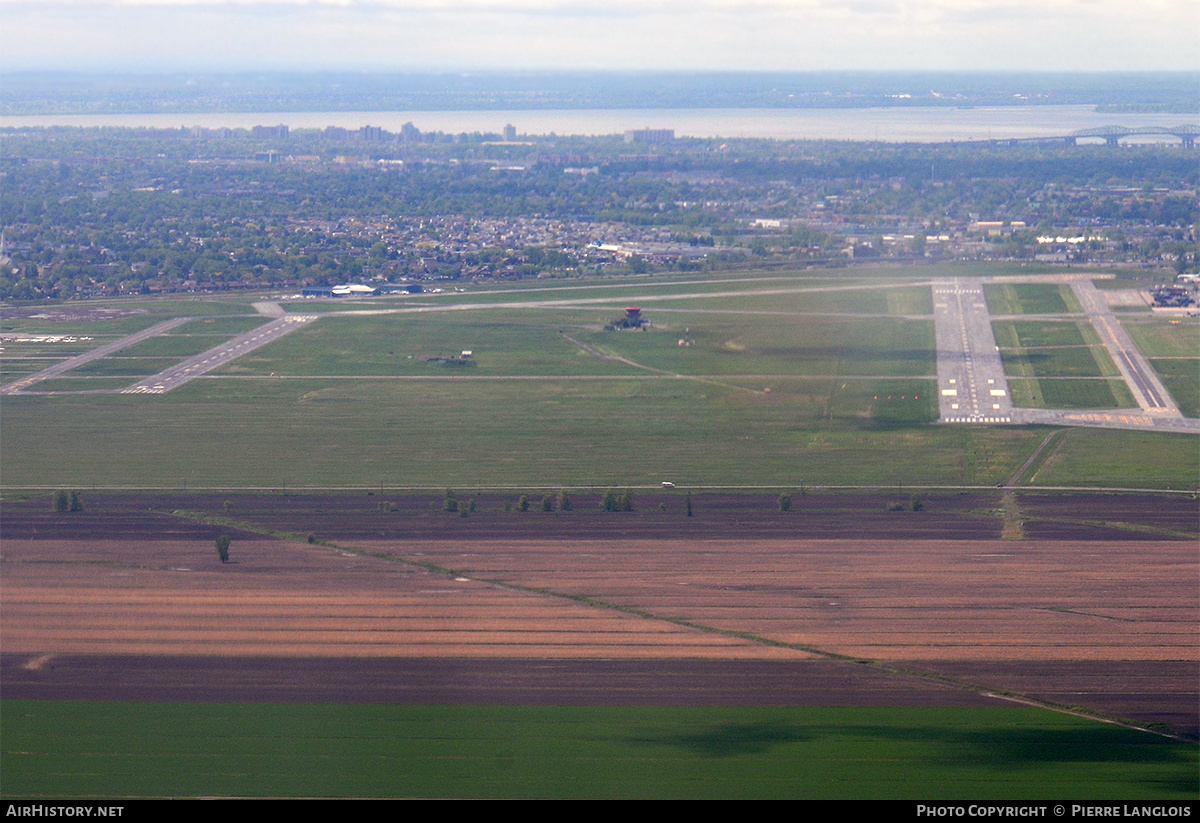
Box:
3, 0, 1197, 73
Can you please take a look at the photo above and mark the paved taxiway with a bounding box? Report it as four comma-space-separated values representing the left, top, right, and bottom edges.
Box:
1069, 280, 1178, 414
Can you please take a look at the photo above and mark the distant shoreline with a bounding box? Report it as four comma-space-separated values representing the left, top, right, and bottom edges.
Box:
3, 70, 1197, 119
3, 105, 1197, 143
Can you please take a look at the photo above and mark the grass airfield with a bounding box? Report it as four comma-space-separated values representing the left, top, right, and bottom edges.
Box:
2, 266, 1197, 799
1, 268, 1196, 490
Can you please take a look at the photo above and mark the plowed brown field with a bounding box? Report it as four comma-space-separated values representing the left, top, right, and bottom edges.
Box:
2, 492, 1196, 737
1, 538, 789, 659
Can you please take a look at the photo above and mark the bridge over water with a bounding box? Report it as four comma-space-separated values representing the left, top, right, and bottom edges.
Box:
1066, 124, 1198, 147
945, 124, 1198, 148
1001, 124, 1197, 148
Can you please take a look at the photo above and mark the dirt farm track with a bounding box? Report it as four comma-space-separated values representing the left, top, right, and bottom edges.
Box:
1, 491, 1196, 739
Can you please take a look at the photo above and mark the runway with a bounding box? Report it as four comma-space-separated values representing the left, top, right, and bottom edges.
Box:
119, 314, 316, 395
933, 277, 1013, 424
0, 317, 192, 396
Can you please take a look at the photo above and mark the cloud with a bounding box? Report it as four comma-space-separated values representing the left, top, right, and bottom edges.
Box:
1, 0, 1196, 70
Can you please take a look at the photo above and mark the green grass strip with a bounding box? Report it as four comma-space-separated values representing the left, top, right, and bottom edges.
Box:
3, 702, 1195, 799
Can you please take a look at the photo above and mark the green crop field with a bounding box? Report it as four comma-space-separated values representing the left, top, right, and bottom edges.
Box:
0, 377, 1034, 488
1026, 428, 1199, 489
1125, 320, 1200, 359
167, 316, 271, 336
1000, 347, 1117, 379
1038, 378, 1136, 410
66, 356, 182, 377
1149, 359, 1200, 419
992, 320, 1100, 349
984, 283, 1080, 315
3, 701, 1194, 800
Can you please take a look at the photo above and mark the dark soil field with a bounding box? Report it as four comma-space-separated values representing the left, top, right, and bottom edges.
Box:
1017, 493, 1199, 539
2, 490, 1014, 542
916, 660, 1200, 740
0, 655, 998, 709
3, 489, 1194, 543
1, 491, 1195, 739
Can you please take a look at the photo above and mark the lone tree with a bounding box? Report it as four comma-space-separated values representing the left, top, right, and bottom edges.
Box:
686, 492, 693, 517
518, 494, 530, 512
557, 490, 571, 511
443, 489, 458, 513
215, 534, 231, 563
541, 494, 555, 512
778, 493, 792, 512
52, 490, 83, 512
